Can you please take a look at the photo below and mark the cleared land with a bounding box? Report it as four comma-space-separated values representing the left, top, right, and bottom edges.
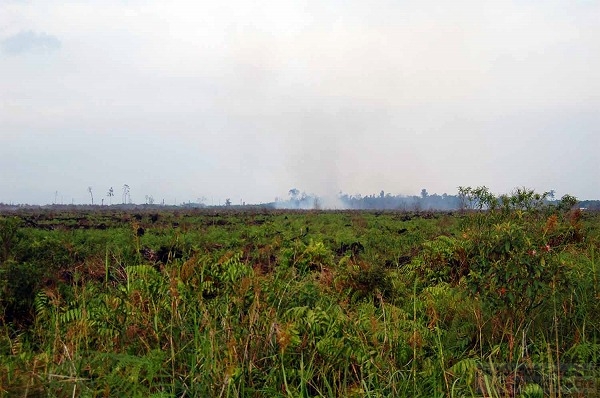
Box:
1, 201, 599, 397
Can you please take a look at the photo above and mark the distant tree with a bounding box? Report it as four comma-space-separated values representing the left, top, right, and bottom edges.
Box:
421, 189, 429, 199
558, 194, 578, 211
458, 186, 497, 211
225, 198, 232, 206
88, 186, 94, 205
458, 186, 471, 211
313, 197, 321, 210
122, 184, 130, 204
107, 187, 114, 205
289, 188, 300, 201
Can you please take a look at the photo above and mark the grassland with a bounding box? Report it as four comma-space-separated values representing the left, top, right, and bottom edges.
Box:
1, 195, 599, 397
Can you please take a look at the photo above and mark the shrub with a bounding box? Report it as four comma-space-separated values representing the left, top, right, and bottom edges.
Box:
0, 217, 21, 262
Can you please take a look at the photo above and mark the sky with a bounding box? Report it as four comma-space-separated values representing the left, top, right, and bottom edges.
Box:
1, 0, 599, 205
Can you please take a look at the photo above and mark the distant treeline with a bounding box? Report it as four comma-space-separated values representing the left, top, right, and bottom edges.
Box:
579, 200, 600, 210
273, 189, 600, 211
2, 190, 599, 212
338, 191, 460, 210
273, 191, 460, 210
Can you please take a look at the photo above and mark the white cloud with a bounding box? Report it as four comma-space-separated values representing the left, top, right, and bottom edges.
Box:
1, 30, 61, 54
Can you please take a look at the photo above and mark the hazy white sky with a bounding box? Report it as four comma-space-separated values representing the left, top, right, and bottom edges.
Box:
1, 0, 599, 205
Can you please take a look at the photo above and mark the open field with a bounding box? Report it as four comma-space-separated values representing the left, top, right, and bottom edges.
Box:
1, 198, 599, 396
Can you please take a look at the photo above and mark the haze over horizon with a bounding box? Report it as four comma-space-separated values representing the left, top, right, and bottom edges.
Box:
2, 0, 599, 205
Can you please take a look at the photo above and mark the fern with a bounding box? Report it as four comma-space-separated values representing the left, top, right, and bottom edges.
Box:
60, 307, 82, 324
34, 290, 50, 323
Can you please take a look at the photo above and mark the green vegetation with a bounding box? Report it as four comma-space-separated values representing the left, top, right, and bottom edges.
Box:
1, 188, 599, 397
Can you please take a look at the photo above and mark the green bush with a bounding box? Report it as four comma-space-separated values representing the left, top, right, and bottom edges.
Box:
0, 217, 21, 263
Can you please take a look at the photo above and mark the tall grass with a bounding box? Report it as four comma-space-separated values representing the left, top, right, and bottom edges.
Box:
1, 200, 599, 396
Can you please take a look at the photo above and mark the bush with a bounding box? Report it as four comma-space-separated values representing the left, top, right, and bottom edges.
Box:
1, 260, 46, 325
0, 216, 21, 263
415, 187, 580, 349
